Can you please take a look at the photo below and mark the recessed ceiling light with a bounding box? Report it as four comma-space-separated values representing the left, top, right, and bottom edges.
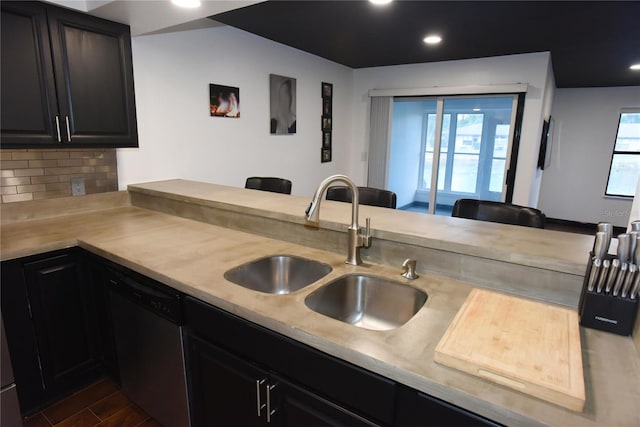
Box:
423, 35, 442, 45
171, 0, 201, 8
631, 63, 640, 71
370, 0, 393, 5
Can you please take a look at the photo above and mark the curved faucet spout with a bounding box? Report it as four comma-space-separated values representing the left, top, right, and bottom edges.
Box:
305, 174, 359, 228
304, 174, 371, 265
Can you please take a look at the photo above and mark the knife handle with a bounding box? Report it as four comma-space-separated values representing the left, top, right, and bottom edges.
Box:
597, 222, 613, 248
596, 259, 610, 293
605, 259, 621, 294
612, 262, 628, 297
617, 234, 631, 264
586, 257, 602, 292
621, 264, 637, 298
593, 232, 609, 260
630, 271, 640, 300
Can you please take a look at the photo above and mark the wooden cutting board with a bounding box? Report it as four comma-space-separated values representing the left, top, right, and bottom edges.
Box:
434, 289, 585, 412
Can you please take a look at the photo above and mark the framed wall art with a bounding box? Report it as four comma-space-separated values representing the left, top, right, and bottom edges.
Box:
270, 74, 297, 134
321, 82, 333, 163
209, 84, 240, 118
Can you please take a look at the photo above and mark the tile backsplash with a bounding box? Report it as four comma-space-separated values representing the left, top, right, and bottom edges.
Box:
0, 149, 118, 203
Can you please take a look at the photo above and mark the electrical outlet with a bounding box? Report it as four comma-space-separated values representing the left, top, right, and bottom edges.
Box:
70, 177, 86, 196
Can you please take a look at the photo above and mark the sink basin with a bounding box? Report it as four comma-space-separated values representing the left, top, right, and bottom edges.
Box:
304, 274, 427, 331
224, 255, 332, 294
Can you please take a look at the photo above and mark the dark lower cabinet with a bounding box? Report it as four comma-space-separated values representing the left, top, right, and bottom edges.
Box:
185, 333, 268, 427
0, 249, 102, 414
183, 295, 391, 426
184, 331, 380, 427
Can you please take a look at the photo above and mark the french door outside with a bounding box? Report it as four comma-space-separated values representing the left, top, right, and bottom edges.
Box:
403, 95, 519, 214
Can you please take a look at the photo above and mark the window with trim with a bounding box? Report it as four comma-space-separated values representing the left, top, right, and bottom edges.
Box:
605, 111, 640, 197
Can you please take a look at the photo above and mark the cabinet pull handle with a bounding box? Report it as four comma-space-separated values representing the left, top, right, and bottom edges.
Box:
55, 116, 62, 142
256, 379, 266, 417
266, 383, 277, 423
65, 116, 72, 142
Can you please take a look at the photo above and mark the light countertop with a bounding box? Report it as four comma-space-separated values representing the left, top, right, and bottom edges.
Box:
1, 187, 638, 427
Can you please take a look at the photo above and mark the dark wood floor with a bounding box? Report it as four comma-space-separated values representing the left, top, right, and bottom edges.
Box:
23, 378, 162, 427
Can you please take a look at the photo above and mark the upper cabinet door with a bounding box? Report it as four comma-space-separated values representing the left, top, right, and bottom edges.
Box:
0, 1, 138, 148
46, 6, 138, 147
0, 2, 59, 146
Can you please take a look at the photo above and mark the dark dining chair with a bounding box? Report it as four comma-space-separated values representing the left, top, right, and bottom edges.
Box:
245, 177, 292, 194
326, 186, 397, 209
451, 198, 545, 228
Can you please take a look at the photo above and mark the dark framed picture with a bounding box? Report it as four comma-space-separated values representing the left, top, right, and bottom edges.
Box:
322, 82, 333, 98
323, 131, 331, 149
323, 98, 332, 116
209, 84, 240, 118
321, 81, 333, 163
321, 148, 332, 163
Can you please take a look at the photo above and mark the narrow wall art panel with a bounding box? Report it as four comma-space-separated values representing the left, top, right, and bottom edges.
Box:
321, 82, 333, 163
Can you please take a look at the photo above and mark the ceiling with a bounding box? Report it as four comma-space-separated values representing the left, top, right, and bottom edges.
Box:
211, 0, 640, 88
48, 0, 640, 88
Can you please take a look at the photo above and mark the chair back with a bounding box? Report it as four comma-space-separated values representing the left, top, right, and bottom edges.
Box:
245, 177, 292, 195
451, 198, 545, 228
326, 186, 397, 209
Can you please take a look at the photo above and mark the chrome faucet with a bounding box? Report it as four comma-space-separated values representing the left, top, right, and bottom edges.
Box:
305, 174, 371, 265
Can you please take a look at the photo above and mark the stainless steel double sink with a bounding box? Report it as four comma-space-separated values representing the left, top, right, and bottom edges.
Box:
224, 255, 427, 331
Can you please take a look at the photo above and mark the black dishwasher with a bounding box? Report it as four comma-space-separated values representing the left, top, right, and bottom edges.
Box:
107, 265, 191, 427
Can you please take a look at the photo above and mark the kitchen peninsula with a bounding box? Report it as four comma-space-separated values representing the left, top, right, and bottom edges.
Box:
1, 179, 639, 426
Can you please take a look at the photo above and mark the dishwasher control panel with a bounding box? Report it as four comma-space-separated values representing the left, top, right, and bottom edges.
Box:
105, 265, 182, 324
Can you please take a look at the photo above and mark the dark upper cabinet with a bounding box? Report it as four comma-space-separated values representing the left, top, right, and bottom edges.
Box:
0, 249, 103, 414
0, 1, 138, 148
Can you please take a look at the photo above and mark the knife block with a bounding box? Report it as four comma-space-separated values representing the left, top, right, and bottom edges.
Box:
578, 252, 639, 336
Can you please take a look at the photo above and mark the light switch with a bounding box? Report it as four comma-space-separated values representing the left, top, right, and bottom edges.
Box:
70, 177, 86, 196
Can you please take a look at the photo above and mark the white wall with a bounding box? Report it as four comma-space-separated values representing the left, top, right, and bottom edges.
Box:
529, 57, 556, 207
117, 26, 354, 197
538, 86, 640, 227
352, 52, 554, 207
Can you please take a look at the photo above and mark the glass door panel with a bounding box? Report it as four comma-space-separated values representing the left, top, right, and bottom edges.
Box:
388, 95, 517, 215
431, 96, 516, 215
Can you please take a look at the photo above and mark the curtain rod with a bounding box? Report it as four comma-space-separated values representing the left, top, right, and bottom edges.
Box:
369, 83, 528, 97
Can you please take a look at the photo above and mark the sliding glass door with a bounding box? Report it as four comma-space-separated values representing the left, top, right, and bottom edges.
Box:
388, 95, 519, 215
